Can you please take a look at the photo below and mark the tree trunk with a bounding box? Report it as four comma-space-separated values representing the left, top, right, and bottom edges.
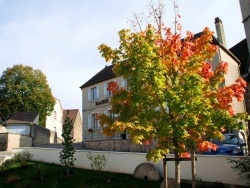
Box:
163, 155, 168, 188
174, 150, 181, 188
191, 149, 196, 188
248, 121, 250, 156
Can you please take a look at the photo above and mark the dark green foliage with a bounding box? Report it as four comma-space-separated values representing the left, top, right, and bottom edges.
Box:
34, 161, 46, 180
0, 64, 55, 125
228, 157, 250, 184
59, 112, 76, 176
0, 151, 33, 174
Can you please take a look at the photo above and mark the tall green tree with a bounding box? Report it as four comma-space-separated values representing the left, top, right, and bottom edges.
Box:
59, 112, 76, 176
98, 1, 248, 188
0, 64, 55, 125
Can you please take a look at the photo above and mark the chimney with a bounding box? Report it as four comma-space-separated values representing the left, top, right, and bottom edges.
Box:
215, 17, 227, 48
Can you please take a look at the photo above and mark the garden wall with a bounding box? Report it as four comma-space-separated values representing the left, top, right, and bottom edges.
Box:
12, 147, 248, 187
86, 139, 155, 153
0, 133, 32, 151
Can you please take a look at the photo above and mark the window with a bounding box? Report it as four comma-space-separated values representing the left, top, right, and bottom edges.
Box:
53, 111, 57, 120
88, 113, 100, 130
88, 86, 99, 101
121, 77, 129, 90
104, 82, 113, 98
104, 110, 118, 120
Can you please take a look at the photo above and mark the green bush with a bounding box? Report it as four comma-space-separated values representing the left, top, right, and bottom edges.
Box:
87, 152, 109, 172
0, 158, 16, 173
13, 151, 34, 166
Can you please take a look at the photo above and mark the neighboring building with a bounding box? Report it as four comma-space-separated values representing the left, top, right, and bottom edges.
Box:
5, 111, 39, 135
1, 111, 55, 150
80, 18, 246, 151
63, 109, 82, 142
45, 98, 83, 142
46, 98, 63, 141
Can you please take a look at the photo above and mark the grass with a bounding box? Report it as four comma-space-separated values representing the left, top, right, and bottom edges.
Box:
0, 159, 225, 188
0, 161, 162, 188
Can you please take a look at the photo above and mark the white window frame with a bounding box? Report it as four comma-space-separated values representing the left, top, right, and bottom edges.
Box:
121, 77, 129, 90
88, 113, 100, 130
88, 86, 100, 101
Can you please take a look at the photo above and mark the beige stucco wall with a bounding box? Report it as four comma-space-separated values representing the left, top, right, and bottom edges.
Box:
0, 133, 32, 151
0, 125, 6, 133
73, 110, 83, 142
217, 48, 246, 114
46, 98, 63, 140
12, 147, 249, 186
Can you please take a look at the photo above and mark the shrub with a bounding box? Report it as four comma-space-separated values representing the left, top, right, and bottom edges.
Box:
87, 152, 109, 173
0, 158, 17, 173
228, 157, 250, 185
13, 151, 33, 166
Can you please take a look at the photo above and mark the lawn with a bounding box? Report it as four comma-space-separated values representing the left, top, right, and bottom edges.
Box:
0, 160, 163, 188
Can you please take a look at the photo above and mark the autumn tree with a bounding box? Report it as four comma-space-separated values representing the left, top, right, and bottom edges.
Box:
0, 64, 55, 125
98, 1, 248, 188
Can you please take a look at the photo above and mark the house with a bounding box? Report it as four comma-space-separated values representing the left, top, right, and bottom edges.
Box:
5, 111, 39, 135
63, 109, 82, 142
45, 98, 83, 142
0, 111, 55, 150
45, 98, 64, 141
80, 18, 246, 152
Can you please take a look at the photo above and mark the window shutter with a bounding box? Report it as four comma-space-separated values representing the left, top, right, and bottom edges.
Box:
104, 83, 107, 97
121, 78, 125, 88
88, 89, 91, 101
88, 115, 91, 129
96, 86, 100, 100
166, 101, 170, 114
97, 119, 100, 129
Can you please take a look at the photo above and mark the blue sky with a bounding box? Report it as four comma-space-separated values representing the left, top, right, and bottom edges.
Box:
0, 0, 246, 117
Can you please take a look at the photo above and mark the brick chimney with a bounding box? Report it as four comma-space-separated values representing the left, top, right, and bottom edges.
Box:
215, 17, 227, 48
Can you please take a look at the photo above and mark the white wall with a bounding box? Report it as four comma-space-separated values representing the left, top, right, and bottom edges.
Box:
46, 99, 63, 140
12, 147, 248, 186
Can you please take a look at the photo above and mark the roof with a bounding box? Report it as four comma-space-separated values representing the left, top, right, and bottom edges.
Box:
194, 32, 240, 63
80, 65, 116, 89
63, 109, 79, 124
6, 111, 39, 124
80, 33, 240, 89
229, 38, 249, 75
